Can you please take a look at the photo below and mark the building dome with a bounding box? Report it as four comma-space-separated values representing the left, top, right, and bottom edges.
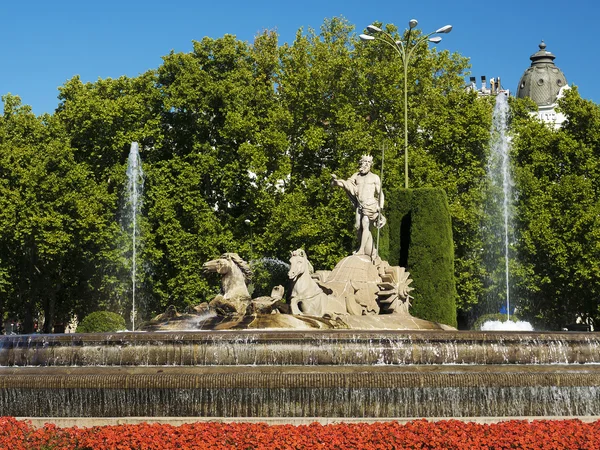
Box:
516, 41, 568, 107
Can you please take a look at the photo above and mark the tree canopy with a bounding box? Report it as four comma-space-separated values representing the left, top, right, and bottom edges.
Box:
511, 88, 600, 329
1, 17, 598, 332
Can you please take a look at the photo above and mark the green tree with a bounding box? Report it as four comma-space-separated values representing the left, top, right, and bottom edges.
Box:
149, 30, 289, 308
0, 95, 122, 332
0, 18, 509, 328
143, 155, 235, 311
56, 72, 161, 179
512, 88, 600, 329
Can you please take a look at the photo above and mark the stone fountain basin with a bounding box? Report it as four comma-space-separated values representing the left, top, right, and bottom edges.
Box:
1, 364, 599, 418
1, 330, 599, 366
2, 330, 599, 418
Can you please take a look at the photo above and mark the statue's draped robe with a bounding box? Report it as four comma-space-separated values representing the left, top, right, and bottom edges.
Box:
336, 175, 386, 229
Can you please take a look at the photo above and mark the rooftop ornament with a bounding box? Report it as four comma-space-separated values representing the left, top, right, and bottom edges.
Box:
360, 19, 452, 189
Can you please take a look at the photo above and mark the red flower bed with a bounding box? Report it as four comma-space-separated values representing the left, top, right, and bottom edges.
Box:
1, 417, 599, 449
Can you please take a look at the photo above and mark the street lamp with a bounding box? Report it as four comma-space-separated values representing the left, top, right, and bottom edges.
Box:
360, 20, 452, 189
244, 219, 253, 256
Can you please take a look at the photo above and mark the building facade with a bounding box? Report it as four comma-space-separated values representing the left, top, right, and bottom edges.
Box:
516, 41, 569, 128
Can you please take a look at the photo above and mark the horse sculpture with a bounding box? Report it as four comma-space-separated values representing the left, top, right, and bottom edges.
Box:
203, 253, 252, 315
288, 249, 347, 317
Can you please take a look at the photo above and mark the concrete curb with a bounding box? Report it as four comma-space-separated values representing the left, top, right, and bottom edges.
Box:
16, 416, 600, 429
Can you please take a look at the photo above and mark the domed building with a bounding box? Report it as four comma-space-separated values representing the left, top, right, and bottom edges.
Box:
516, 41, 569, 128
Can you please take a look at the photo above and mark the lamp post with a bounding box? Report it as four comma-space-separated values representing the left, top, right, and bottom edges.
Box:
244, 219, 253, 256
360, 20, 452, 189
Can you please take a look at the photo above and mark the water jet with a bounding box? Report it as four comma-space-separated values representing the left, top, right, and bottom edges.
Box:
124, 142, 144, 330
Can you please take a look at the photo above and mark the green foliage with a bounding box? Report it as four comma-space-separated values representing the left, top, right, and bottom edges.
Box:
13, 17, 593, 330
144, 155, 234, 310
76, 311, 126, 333
387, 188, 457, 327
510, 88, 600, 329
0, 95, 124, 333
250, 258, 290, 298
56, 72, 160, 177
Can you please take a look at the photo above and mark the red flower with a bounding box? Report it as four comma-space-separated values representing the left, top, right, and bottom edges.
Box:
1, 417, 600, 449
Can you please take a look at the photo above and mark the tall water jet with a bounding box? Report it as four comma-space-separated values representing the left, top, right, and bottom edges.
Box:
485, 93, 513, 321
125, 142, 144, 330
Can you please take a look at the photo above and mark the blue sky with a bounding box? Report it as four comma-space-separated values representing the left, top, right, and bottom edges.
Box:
1, 0, 597, 116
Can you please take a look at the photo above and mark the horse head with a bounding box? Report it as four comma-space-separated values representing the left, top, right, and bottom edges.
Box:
288, 249, 314, 281
203, 254, 232, 275
203, 253, 252, 281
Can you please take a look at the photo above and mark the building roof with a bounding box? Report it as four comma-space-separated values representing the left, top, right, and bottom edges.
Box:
516, 41, 568, 107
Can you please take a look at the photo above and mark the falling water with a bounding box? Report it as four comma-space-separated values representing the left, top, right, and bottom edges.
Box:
126, 142, 144, 331
486, 93, 513, 320
3, 331, 600, 417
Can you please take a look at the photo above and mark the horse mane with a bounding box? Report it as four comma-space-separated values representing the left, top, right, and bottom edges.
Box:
221, 253, 253, 281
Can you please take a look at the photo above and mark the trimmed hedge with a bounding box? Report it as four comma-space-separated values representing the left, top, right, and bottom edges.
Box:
384, 187, 457, 327
76, 311, 127, 333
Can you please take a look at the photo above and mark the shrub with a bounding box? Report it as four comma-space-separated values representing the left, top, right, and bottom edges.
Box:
76, 311, 127, 333
385, 187, 457, 327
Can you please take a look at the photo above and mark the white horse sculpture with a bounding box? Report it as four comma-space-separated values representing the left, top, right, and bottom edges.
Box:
203, 253, 252, 315
288, 249, 346, 317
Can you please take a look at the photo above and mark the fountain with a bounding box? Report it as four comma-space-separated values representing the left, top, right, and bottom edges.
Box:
124, 142, 145, 331
0, 152, 598, 421
481, 93, 531, 331
1, 331, 600, 417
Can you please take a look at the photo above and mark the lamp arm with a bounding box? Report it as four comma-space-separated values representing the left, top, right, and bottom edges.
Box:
405, 31, 436, 62
373, 34, 406, 61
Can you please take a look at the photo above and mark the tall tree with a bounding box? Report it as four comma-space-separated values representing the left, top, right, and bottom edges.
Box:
0, 95, 121, 332
0, 18, 521, 328
512, 88, 600, 329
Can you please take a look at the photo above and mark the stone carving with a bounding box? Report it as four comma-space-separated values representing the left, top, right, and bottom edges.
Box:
318, 254, 414, 316
375, 262, 414, 315
247, 285, 288, 315
202, 253, 252, 315
288, 249, 347, 316
287, 249, 414, 318
146, 248, 441, 329
158, 155, 447, 330
331, 155, 386, 259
